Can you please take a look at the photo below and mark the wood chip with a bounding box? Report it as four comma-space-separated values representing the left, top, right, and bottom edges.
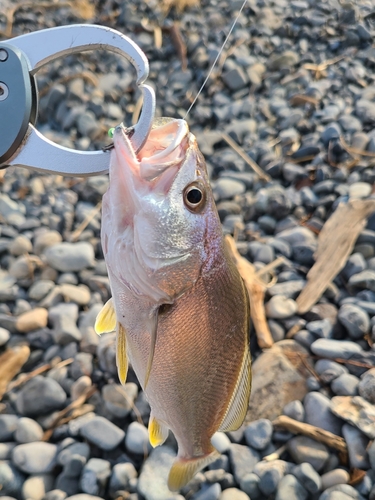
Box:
348, 468, 367, 486
296, 199, 375, 314
272, 415, 348, 460
0, 346, 30, 400
226, 235, 274, 349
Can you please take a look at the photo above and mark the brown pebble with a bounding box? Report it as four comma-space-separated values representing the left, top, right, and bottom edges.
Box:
15, 308, 48, 333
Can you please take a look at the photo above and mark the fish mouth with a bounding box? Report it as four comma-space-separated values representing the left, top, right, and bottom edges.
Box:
113, 118, 190, 192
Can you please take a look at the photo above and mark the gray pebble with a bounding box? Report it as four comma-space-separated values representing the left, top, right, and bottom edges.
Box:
102, 383, 138, 419
125, 422, 150, 455
311, 339, 363, 359
331, 374, 359, 396
0, 460, 25, 497
0, 415, 18, 442
338, 304, 369, 339
266, 296, 298, 319
282, 400, 305, 422
287, 436, 329, 471
239, 473, 261, 499
137, 446, 177, 500
304, 392, 342, 435
210, 433, 231, 454
244, 419, 273, 450
342, 424, 369, 469
109, 462, 137, 496
306, 319, 333, 338
358, 368, 375, 403
319, 484, 365, 500
228, 444, 260, 484
28, 280, 55, 301
44, 242, 94, 272
80, 458, 111, 496
212, 178, 246, 201
15, 417, 44, 443
320, 469, 350, 490
349, 270, 375, 291
193, 483, 221, 500
0, 327, 10, 346
343, 253, 367, 280
275, 474, 308, 500
49, 303, 82, 345
15, 376, 66, 417
12, 442, 58, 474
292, 462, 322, 494
79, 416, 125, 451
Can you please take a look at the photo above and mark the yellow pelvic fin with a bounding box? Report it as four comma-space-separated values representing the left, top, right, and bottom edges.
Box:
94, 298, 116, 335
148, 414, 169, 448
218, 345, 252, 432
116, 322, 128, 385
168, 448, 221, 491
144, 310, 159, 389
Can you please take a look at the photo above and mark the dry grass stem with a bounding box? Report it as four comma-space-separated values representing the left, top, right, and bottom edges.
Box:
273, 415, 348, 459
0, 346, 30, 400
221, 133, 271, 182
42, 385, 97, 441
226, 235, 274, 349
70, 201, 102, 242
296, 199, 375, 314
7, 357, 74, 392
39, 71, 99, 98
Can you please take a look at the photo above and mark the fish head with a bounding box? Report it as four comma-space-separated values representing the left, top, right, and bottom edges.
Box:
101, 118, 222, 303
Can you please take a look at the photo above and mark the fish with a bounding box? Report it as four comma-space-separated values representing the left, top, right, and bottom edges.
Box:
96, 117, 251, 491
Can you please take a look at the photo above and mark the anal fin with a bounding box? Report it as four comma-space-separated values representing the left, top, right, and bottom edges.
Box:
218, 346, 251, 432
148, 413, 169, 447
116, 322, 128, 385
168, 448, 220, 491
95, 298, 116, 335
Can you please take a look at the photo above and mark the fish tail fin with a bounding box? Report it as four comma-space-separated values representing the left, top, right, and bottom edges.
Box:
168, 447, 220, 491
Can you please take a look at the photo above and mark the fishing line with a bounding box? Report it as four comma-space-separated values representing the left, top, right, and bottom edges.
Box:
183, 0, 249, 119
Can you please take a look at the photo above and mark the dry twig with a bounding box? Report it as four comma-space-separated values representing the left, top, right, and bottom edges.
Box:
296, 199, 375, 314
273, 415, 348, 459
221, 133, 271, 182
42, 386, 97, 441
226, 235, 274, 349
7, 357, 74, 392
70, 201, 102, 242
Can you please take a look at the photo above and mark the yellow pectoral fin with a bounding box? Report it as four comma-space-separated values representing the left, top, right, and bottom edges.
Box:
116, 322, 128, 385
94, 298, 116, 335
218, 345, 251, 432
149, 414, 169, 448
168, 448, 220, 491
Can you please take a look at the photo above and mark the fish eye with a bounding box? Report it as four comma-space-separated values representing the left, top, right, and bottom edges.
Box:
183, 183, 206, 213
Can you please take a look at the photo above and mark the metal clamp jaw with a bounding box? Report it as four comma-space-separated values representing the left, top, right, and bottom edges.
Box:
0, 25, 155, 176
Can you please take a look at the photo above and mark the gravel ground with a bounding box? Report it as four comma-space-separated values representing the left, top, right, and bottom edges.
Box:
1, 0, 375, 499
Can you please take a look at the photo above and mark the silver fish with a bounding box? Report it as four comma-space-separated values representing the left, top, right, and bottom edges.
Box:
96, 117, 251, 490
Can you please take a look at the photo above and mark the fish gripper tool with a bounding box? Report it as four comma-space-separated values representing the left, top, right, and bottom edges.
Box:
0, 24, 155, 176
